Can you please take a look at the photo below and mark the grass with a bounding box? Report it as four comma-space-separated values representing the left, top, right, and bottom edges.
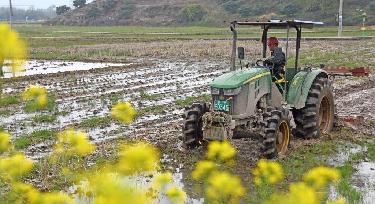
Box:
12, 24, 375, 68
14, 24, 375, 39
139, 90, 161, 101
0, 109, 14, 116
336, 152, 364, 204
32, 114, 57, 123
247, 139, 339, 203
281, 140, 338, 184
248, 127, 373, 203
138, 105, 166, 116
0, 95, 20, 106
24, 95, 56, 113
366, 140, 375, 161
79, 116, 112, 128
175, 94, 211, 108
14, 130, 57, 149
23, 140, 119, 192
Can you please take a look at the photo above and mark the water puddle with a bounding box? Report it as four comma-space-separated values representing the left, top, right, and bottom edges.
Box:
328, 142, 375, 204
352, 162, 375, 204
2, 60, 128, 78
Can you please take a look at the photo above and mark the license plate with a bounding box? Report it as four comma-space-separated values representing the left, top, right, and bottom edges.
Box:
214, 100, 230, 111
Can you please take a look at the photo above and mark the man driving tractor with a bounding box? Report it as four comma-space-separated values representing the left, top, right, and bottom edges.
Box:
264, 37, 286, 80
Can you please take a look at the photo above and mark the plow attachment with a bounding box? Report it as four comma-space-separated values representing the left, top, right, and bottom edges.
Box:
325, 67, 370, 77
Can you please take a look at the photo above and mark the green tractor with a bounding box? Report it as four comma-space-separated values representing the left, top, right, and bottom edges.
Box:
181, 20, 335, 158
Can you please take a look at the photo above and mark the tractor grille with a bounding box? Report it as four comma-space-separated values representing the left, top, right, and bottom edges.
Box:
212, 95, 234, 115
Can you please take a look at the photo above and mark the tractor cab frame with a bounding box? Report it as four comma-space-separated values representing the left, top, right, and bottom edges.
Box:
230, 20, 324, 96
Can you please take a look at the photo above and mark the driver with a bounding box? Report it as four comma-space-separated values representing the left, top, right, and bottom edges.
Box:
264, 37, 286, 79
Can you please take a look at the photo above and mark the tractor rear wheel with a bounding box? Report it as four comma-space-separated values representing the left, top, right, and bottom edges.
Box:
181, 103, 209, 148
293, 77, 334, 139
261, 107, 291, 159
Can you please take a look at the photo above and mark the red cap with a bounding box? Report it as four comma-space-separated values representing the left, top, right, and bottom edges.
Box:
267, 37, 279, 46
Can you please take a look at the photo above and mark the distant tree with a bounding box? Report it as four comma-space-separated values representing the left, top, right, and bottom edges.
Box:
280, 4, 300, 17
56, 5, 71, 15
305, 2, 321, 12
222, 1, 240, 14
103, 0, 117, 11
121, 0, 135, 18
178, 4, 206, 23
73, 0, 87, 9
368, 2, 375, 14
87, 6, 100, 18
238, 6, 252, 17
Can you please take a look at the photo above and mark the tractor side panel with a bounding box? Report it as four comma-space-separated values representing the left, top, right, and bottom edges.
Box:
232, 75, 271, 119
287, 69, 328, 109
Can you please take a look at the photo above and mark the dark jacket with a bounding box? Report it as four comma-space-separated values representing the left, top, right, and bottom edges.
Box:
265, 47, 286, 76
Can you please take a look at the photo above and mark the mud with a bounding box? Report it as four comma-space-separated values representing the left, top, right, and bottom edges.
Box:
334, 75, 375, 135
1, 59, 375, 201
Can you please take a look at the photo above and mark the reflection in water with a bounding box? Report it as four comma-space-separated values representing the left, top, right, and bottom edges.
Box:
2, 60, 128, 78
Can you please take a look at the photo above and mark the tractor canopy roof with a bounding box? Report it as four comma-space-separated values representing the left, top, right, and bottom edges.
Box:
232, 20, 324, 29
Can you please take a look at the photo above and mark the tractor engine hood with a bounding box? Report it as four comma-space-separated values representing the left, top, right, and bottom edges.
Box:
210, 67, 269, 89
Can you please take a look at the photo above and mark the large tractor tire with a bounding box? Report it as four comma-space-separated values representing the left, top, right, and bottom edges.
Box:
293, 77, 334, 139
261, 107, 291, 159
181, 102, 209, 148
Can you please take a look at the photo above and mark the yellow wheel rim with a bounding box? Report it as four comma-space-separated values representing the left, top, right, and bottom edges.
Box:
277, 121, 290, 154
319, 96, 332, 133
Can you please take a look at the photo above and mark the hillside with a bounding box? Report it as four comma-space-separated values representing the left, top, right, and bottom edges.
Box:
48, 0, 375, 26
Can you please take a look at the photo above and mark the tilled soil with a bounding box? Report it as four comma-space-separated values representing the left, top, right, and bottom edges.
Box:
334, 76, 375, 135
1, 59, 374, 197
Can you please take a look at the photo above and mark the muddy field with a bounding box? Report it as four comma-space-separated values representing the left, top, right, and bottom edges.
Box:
1, 38, 375, 202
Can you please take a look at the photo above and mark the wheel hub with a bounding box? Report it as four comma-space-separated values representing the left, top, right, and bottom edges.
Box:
276, 121, 290, 154
319, 96, 332, 133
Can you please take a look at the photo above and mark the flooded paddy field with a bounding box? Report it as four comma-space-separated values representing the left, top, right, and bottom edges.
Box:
1, 56, 375, 202
1, 27, 375, 202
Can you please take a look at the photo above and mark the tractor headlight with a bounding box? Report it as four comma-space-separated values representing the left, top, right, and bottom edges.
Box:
211, 87, 220, 95
223, 86, 242, 95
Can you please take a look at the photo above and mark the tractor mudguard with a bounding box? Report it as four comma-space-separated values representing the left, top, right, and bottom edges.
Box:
287, 69, 328, 109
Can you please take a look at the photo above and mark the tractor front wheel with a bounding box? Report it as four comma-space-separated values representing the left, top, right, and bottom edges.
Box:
293, 77, 334, 139
181, 102, 209, 148
261, 107, 291, 159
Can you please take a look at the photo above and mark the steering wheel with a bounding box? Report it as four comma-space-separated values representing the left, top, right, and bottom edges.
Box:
256, 59, 265, 67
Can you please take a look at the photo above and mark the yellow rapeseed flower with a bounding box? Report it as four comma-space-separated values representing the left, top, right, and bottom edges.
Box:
0, 131, 11, 153
207, 141, 236, 161
252, 159, 284, 186
265, 182, 319, 204
22, 85, 48, 108
12, 182, 40, 203
89, 173, 149, 204
35, 192, 73, 204
0, 23, 27, 77
55, 129, 95, 157
153, 172, 173, 189
117, 142, 159, 175
166, 186, 186, 204
191, 160, 217, 180
111, 102, 137, 124
206, 171, 245, 204
0, 153, 33, 178
288, 182, 319, 204
13, 182, 73, 204
303, 166, 341, 189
